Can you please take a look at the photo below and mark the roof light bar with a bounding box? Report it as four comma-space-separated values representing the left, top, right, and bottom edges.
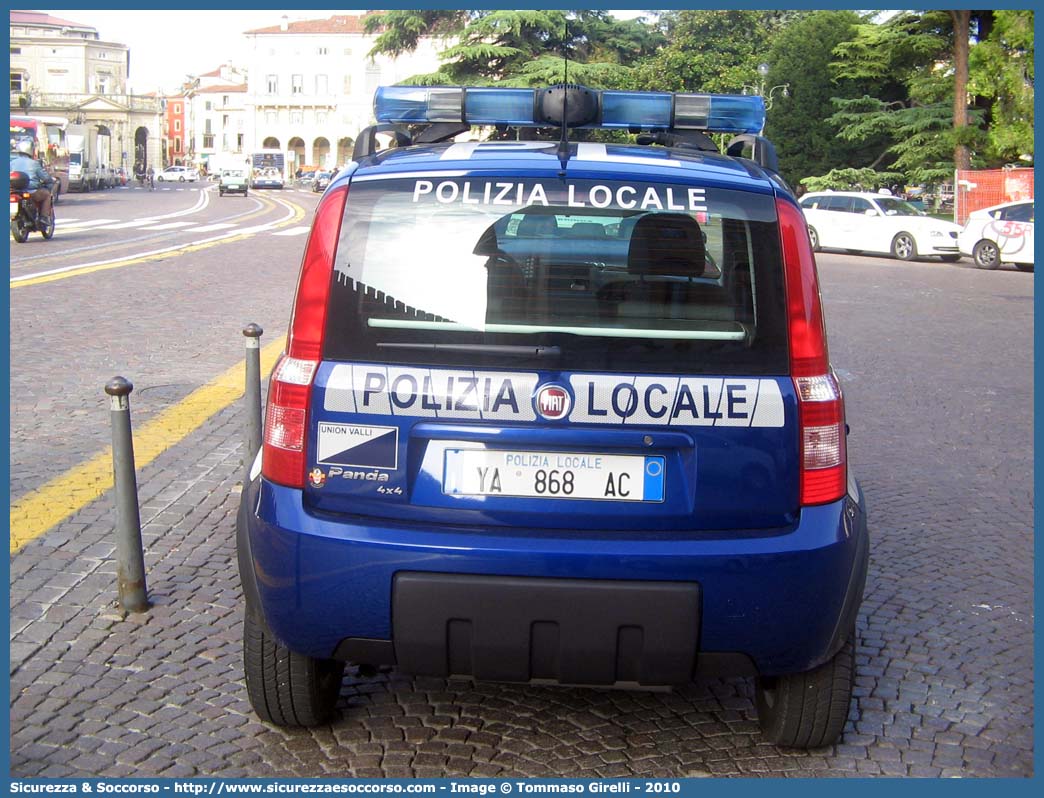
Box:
374, 85, 766, 135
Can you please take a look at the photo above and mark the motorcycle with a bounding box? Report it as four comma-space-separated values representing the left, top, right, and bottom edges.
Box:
10, 171, 55, 243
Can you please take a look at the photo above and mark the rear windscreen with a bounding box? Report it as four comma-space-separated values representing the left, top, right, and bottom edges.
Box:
324, 176, 788, 374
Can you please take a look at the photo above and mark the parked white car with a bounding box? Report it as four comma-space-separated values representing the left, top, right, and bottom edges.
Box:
957, 200, 1034, 271
157, 166, 197, 183
799, 191, 962, 262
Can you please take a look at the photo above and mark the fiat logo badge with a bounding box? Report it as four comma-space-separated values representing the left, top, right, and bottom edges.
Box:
536, 385, 571, 420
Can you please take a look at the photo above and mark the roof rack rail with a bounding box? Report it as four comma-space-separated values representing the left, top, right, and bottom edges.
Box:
725, 134, 780, 173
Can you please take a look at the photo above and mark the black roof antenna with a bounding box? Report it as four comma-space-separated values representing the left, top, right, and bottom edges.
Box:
556, 15, 570, 173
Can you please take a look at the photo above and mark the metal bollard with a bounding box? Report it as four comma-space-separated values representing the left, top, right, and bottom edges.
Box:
243, 324, 264, 481
104, 376, 149, 613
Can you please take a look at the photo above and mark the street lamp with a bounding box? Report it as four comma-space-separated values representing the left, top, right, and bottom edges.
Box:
742, 62, 790, 111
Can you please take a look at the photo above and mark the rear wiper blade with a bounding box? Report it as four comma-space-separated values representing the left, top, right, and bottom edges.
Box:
376, 343, 561, 358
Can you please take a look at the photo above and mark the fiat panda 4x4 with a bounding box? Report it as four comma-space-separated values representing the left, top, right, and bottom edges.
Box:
238, 85, 869, 748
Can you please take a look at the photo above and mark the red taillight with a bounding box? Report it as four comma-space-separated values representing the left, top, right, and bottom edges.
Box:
261, 185, 349, 488
777, 199, 847, 506
287, 185, 349, 361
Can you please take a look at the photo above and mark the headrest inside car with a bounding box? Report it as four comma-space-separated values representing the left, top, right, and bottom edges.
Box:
627, 213, 706, 278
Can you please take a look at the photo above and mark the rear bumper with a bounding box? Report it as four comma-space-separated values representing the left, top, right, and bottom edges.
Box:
239, 479, 868, 680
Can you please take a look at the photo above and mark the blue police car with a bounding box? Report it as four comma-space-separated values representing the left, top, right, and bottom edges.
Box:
238, 84, 869, 748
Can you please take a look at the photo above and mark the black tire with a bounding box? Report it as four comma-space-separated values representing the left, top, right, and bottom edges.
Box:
179, 176, 185, 182
973, 239, 1000, 270
1014, 262, 1034, 272
11, 218, 29, 243
219, 190, 225, 197
756, 631, 855, 748
40, 209, 55, 240
890, 232, 917, 261
808, 226, 820, 252
940, 254, 961, 263
243, 605, 344, 727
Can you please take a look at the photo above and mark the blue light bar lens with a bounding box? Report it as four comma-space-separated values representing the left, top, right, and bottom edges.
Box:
375, 85, 766, 134
374, 86, 464, 123
464, 88, 536, 126
600, 92, 673, 129
375, 86, 535, 125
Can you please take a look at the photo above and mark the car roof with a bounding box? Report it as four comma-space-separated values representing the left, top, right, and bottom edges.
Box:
979, 199, 1034, 212
350, 140, 779, 194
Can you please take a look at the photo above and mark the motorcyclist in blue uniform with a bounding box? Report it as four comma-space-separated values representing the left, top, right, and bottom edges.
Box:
10, 139, 55, 222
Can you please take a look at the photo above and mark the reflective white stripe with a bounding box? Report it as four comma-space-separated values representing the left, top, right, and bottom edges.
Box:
323, 364, 785, 428
324, 364, 537, 421
352, 170, 468, 182
576, 142, 682, 169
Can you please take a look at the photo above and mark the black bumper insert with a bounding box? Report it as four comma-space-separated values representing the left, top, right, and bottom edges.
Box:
392, 572, 700, 687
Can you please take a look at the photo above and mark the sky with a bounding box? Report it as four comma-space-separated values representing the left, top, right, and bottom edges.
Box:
41, 9, 652, 95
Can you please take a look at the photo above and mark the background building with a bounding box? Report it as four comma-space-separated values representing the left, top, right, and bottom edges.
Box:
164, 93, 188, 165
10, 10, 164, 171
242, 13, 445, 175
182, 64, 249, 173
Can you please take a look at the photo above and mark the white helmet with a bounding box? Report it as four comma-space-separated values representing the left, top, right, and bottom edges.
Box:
15, 139, 33, 155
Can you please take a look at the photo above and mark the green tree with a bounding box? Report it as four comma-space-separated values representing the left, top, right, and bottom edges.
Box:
825, 10, 1007, 183
761, 10, 881, 187
969, 9, 1034, 163
365, 10, 662, 89
633, 10, 802, 94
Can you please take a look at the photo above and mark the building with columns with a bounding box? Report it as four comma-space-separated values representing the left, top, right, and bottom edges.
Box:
9, 10, 164, 173
242, 13, 446, 175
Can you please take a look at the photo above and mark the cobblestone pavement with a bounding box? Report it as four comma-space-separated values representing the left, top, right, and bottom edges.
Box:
8, 253, 1033, 778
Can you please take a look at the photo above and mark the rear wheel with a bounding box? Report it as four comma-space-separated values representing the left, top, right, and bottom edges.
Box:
243, 605, 344, 727
756, 631, 855, 748
891, 232, 917, 261
973, 240, 1000, 270
807, 226, 820, 252
40, 209, 55, 239
11, 217, 29, 243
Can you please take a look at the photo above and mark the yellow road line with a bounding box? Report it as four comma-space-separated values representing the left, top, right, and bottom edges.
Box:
11, 196, 306, 289
9, 337, 286, 554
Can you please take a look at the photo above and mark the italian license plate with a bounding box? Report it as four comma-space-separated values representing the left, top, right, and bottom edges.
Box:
443, 449, 665, 502
227, 184, 240, 189
11, 201, 19, 219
